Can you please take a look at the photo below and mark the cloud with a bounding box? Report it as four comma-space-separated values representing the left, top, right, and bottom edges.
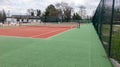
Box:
0, 0, 100, 16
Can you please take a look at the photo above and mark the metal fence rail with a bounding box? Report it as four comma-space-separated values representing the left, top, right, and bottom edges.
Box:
92, 0, 120, 63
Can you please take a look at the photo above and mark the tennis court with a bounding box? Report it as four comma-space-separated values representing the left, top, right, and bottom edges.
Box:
0, 23, 113, 67
0, 23, 77, 38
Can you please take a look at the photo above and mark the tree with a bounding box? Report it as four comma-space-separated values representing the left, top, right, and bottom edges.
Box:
0, 11, 2, 22
27, 9, 41, 17
72, 13, 76, 20
27, 9, 35, 16
55, 2, 73, 22
43, 4, 62, 22
79, 5, 86, 19
55, 2, 68, 12
36, 9, 41, 17
76, 13, 82, 20
114, 8, 120, 21
63, 6, 72, 22
0, 9, 6, 24
31, 11, 34, 16
45, 4, 57, 16
72, 13, 82, 20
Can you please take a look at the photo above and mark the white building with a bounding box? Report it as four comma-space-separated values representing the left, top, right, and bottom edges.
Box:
6, 15, 41, 24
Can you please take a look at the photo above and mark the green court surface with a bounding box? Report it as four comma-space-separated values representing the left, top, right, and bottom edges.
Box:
0, 24, 113, 67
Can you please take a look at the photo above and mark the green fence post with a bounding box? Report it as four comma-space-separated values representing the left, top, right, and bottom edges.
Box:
108, 0, 115, 57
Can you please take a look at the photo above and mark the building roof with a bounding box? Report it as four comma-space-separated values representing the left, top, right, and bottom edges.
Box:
11, 15, 41, 19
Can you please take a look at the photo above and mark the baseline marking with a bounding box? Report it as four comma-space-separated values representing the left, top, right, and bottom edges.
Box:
46, 28, 75, 39
30, 29, 68, 38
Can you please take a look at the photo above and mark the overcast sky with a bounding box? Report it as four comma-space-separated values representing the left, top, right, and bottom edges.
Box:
0, 0, 100, 16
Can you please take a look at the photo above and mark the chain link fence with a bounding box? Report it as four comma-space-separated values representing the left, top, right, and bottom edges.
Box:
92, 0, 120, 63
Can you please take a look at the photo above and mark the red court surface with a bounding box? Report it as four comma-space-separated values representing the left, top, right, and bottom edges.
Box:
0, 26, 73, 38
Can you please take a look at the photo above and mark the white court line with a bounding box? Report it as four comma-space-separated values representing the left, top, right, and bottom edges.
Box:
31, 29, 66, 38
46, 28, 75, 39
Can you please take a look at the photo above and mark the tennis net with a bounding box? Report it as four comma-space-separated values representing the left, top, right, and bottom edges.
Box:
21, 22, 77, 28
